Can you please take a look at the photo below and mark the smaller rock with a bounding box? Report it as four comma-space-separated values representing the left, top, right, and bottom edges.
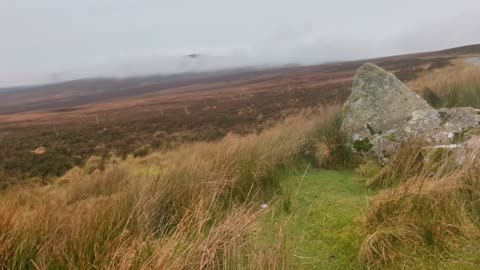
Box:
403, 107, 480, 145
32, 146, 47, 155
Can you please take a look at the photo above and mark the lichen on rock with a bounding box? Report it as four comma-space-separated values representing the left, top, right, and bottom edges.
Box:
341, 63, 431, 141
341, 63, 480, 164
352, 138, 373, 152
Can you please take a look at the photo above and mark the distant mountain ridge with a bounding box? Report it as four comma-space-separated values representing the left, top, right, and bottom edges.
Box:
0, 44, 479, 115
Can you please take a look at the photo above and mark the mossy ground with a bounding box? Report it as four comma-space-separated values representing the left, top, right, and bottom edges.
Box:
259, 169, 480, 269
259, 170, 372, 269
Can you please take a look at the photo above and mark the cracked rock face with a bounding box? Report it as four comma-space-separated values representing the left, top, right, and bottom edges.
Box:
341, 63, 480, 164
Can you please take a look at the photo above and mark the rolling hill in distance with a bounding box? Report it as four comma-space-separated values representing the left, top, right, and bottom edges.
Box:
0, 44, 479, 184
1, 44, 479, 118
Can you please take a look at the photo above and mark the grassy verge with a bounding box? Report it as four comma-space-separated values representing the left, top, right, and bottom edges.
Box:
258, 167, 480, 269
259, 169, 372, 269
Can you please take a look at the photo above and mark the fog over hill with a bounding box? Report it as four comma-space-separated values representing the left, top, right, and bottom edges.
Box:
1, 0, 480, 87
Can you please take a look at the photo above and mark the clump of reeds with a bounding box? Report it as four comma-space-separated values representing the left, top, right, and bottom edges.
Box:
307, 105, 356, 169
360, 147, 480, 268
409, 62, 480, 108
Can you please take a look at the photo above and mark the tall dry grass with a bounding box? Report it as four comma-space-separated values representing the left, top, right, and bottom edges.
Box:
0, 104, 341, 269
360, 144, 480, 268
307, 106, 356, 169
366, 139, 460, 189
408, 60, 480, 108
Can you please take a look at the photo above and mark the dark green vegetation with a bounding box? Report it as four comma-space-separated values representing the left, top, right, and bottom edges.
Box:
0, 119, 226, 185
352, 138, 373, 152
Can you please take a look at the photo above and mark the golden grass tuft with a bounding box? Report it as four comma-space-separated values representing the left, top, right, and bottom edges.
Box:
408, 59, 480, 108
308, 105, 356, 169
360, 152, 480, 268
367, 140, 425, 188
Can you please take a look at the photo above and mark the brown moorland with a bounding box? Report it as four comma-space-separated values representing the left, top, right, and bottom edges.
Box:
0, 45, 479, 186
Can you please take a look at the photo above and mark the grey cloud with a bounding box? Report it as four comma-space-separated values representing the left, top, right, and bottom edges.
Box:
0, 0, 479, 87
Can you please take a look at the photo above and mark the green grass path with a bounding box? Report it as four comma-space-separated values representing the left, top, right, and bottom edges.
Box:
260, 169, 480, 269
261, 169, 372, 269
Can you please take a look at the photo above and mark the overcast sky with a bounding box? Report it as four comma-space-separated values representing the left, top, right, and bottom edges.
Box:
1, 0, 480, 87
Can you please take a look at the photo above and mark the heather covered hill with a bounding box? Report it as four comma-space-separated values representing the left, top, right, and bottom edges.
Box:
0, 46, 473, 185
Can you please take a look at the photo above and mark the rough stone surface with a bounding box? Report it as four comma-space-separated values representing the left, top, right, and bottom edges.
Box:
341, 63, 480, 164
466, 135, 480, 155
341, 63, 431, 140
404, 107, 480, 144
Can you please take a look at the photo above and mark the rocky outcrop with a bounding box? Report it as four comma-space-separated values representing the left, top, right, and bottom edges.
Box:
341, 63, 480, 164
342, 63, 431, 140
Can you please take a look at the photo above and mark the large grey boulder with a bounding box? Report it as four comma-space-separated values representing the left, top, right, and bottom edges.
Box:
341, 63, 431, 140
341, 63, 480, 164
